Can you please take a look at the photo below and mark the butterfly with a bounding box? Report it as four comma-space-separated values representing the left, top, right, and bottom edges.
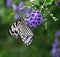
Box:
8, 19, 34, 45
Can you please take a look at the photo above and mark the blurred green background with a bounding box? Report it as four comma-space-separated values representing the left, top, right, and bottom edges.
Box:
0, 0, 60, 57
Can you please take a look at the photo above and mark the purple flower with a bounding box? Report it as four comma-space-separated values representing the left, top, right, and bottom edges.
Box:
6, 0, 11, 7
52, 31, 60, 57
12, 2, 32, 20
58, 1, 60, 6
14, 14, 20, 20
55, 30, 60, 37
52, 38, 60, 57
52, 38, 58, 48
55, 48, 60, 57
51, 47, 56, 56
26, 11, 43, 28
51, 39, 57, 56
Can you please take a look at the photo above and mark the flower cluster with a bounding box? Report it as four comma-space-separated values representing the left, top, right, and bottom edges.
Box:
26, 11, 43, 28
6, 0, 43, 28
6, 1, 32, 20
52, 31, 60, 57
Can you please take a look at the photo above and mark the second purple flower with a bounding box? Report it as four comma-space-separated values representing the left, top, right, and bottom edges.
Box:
26, 11, 43, 28
12, 2, 32, 20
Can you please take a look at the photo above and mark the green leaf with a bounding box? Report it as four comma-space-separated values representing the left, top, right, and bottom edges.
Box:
30, 0, 40, 5
50, 14, 58, 21
44, 21, 47, 30
44, 0, 53, 6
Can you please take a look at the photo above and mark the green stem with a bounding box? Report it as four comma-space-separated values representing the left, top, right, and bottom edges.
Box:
40, 0, 45, 12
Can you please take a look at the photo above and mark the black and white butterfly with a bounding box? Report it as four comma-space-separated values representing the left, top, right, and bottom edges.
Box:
8, 19, 34, 45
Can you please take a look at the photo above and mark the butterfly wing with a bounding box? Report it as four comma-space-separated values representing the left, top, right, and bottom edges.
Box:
9, 20, 34, 45
18, 21, 34, 45
9, 21, 21, 39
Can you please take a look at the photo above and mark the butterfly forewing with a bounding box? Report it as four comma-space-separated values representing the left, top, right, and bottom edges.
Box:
9, 20, 34, 45
9, 21, 20, 39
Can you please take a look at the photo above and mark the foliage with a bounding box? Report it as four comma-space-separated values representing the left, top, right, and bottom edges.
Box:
0, 0, 60, 57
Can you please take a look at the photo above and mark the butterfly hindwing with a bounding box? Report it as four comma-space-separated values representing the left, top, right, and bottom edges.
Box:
18, 21, 34, 45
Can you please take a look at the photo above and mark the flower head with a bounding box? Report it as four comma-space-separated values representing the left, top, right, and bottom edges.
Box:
26, 11, 43, 28
6, 0, 11, 7
12, 2, 32, 20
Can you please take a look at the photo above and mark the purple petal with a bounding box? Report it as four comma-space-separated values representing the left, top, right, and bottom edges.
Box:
55, 30, 60, 37
52, 43, 58, 48
12, 4, 18, 13
26, 7, 32, 13
18, 2, 27, 16
19, 8, 31, 16
52, 38, 58, 47
57, 48, 60, 51
20, 8, 27, 14
18, 2, 32, 16
29, 23, 37, 28
14, 14, 20, 20
6, 0, 11, 7
18, 2, 26, 8
51, 48, 56, 56
37, 11, 41, 14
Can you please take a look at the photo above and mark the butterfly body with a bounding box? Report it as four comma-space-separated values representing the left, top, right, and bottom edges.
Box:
9, 20, 34, 45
